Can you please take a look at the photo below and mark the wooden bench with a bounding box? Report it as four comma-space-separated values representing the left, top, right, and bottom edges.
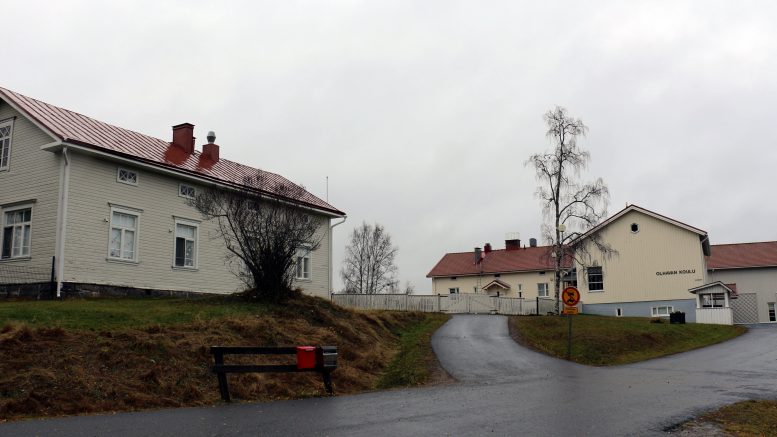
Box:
210, 345, 337, 402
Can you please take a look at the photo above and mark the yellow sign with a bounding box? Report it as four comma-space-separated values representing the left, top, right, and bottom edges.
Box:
562, 287, 581, 306
562, 306, 579, 315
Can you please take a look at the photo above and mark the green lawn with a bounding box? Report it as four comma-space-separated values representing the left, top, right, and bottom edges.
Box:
0, 296, 270, 330
377, 313, 450, 388
682, 400, 777, 436
510, 314, 746, 366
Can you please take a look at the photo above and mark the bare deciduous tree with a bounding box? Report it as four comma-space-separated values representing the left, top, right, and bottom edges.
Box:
527, 106, 613, 314
341, 222, 398, 294
189, 171, 322, 302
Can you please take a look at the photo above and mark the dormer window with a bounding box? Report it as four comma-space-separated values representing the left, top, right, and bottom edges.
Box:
117, 168, 138, 185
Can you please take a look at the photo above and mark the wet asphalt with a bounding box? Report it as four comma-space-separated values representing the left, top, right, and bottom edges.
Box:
2, 315, 777, 436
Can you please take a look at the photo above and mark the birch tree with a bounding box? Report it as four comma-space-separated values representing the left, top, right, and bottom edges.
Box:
341, 222, 398, 294
527, 106, 613, 314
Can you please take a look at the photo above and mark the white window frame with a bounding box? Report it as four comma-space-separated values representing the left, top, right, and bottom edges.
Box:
537, 282, 549, 297
1, 203, 33, 259
178, 183, 196, 199
449, 287, 459, 294
700, 293, 726, 308
615, 308, 623, 317
172, 218, 199, 269
295, 245, 312, 280
117, 167, 138, 186
768, 302, 776, 323
107, 206, 140, 262
587, 266, 604, 292
0, 118, 14, 171
651, 306, 674, 317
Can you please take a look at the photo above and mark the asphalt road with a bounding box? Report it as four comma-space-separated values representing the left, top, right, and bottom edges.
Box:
3, 315, 777, 436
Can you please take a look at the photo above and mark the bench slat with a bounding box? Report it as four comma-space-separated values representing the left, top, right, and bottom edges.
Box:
211, 346, 299, 355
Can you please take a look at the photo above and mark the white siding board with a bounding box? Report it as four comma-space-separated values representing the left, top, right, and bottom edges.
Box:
709, 267, 777, 324
577, 210, 706, 304
63, 152, 331, 297
0, 102, 60, 278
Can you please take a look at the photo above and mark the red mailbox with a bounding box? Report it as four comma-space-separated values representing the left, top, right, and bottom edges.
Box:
296, 346, 317, 370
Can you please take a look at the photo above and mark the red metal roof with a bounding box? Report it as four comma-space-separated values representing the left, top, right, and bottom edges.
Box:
707, 241, 777, 270
0, 87, 344, 216
427, 246, 571, 277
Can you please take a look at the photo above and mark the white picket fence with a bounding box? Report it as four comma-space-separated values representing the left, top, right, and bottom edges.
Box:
331, 293, 561, 316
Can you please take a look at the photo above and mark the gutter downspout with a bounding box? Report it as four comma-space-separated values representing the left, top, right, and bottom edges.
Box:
54, 146, 70, 298
329, 216, 347, 298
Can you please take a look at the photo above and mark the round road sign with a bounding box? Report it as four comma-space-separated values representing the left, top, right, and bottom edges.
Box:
562, 287, 580, 306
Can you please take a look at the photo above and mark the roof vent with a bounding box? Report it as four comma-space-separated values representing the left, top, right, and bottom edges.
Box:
529, 238, 537, 247
202, 130, 219, 162
474, 247, 482, 264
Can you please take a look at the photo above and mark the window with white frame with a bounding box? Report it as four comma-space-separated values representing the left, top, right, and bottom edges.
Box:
615, 308, 623, 317
179, 183, 195, 199
117, 167, 138, 185
587, 266, 604, 291
295, 246, 311, 280
651, 306, 674, 317
108, 209, 138, 261
700, 293, 725, 308
0, 119, 14, 170
769, 303, 775, 322
563, 267, 578, 287
538, 282, 549, 297
174, 222, 198, 268
2, 206, 32, 259
449, 287, 459, 294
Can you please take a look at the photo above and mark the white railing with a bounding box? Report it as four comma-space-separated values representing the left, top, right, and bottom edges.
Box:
695, 307, 733, 325
331, 294, 561, 316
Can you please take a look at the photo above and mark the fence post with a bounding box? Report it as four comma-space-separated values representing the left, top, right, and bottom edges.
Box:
536, 296, 539, 315
437, 294, 441, 312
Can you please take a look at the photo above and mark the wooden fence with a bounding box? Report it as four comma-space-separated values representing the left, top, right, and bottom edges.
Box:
331, 294, 564, 316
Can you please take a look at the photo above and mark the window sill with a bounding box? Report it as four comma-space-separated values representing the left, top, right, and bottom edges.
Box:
106, 257, 139, 265
172, 266, 199, 272
0, 256, 31, 263
295, 278, 312, 282
588, 290, 604, 293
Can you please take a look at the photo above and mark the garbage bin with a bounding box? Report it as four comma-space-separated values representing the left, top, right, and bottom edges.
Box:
669, 312, 686, 324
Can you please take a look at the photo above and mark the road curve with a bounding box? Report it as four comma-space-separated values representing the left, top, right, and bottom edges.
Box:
2, 315, 777, 436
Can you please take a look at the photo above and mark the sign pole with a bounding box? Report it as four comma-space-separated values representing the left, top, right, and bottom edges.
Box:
567, 314, 572, 360
561, 286, 580, 361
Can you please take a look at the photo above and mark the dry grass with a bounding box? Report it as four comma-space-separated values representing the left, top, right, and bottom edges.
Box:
694, 399, 777, 436
0, 296, 444, 421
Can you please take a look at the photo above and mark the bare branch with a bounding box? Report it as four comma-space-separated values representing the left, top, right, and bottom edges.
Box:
188, 171, 323, 302
525, 106, 611, 314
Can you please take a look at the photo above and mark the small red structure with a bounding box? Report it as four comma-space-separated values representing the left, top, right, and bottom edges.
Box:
296, 346, 317, 369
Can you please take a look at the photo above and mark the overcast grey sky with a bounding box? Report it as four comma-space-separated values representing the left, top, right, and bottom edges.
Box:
6, 1, 777, 292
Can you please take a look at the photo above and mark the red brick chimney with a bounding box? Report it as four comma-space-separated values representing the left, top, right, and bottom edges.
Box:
505, 238, 521, 251
202, 130, 219, 162
172, 123, 195, 154
484, 243, 492, 254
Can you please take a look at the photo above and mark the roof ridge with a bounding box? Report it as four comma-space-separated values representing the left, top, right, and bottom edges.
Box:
0, 86, 343, 215
711, 241, 777, 247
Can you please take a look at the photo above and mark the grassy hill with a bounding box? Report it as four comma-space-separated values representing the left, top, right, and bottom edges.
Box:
510, 314, 746, 366
0, 295, 448, 421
